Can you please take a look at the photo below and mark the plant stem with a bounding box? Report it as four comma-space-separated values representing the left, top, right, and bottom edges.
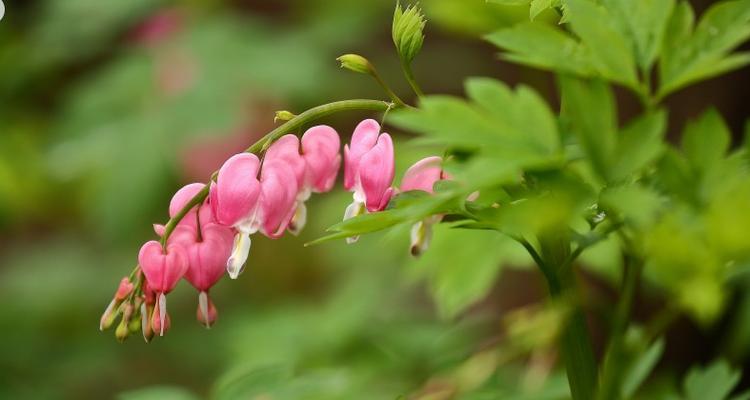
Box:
156, 99, 393, 248
401, 60, 424, 99
371, 69, 407, 107
539, 231, 598, 400
596, 253, 643, 400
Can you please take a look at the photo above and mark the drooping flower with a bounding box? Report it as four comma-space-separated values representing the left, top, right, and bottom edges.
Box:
153, 182, 214, 236
138, 241, 188, 336
170, 222, 234, 327
271, 126, 342, 234
342, 119, 395, 242
256, 159, 299, 239
400, 156, 448, 256
210, 153, 262, 279
302, 125, 341, 194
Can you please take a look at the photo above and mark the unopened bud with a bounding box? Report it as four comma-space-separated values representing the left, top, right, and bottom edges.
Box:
150, 293, 171, 337
141, 302, 154, 343
196, 291, 218, 328
99, 299, 121, 331
115, 277, 134, 301
115, 320, 131, 342
336, 54, 374, 75
274, 110, 296, 123
392, 2, 426, 64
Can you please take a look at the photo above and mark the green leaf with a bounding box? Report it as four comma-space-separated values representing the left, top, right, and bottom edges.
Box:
412, 225, 512, 317
530, 0, 556, 20
610, 110, 667, 181
565, 0, 639, 88
601, 0, 675, 70
659, 0, 750, 97
487, 0, 530, 5
117, 386, 200, 400
621, 338, 665, 398
486, 22, 595, 76
465, 77, 560, 155
600, 184, 664, 229
681, 109, 731, 173
560, 76, 617, 181
683, 360, 743, 400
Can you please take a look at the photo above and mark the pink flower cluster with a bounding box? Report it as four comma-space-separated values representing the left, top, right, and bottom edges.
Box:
102, 119, 450, 340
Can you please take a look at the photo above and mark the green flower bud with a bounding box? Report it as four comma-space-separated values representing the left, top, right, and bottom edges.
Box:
274, 110, 296, 123
336, 54, 374, 75
392, 2, 426, 64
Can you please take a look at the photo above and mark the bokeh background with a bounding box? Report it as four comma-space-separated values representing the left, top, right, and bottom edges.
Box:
0, 0, 748, 399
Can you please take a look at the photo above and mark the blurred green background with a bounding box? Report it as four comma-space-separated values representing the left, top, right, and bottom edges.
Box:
0, 0, 748, 399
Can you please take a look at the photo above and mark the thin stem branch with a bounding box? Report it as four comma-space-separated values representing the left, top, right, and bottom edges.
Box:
597, 254, 643, 400
371, 69, 407, 107
401, 61, 424, 99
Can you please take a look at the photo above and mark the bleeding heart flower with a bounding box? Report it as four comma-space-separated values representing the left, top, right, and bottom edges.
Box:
99, 277, 135, 331
154, 183, 214, 236
283, 125, 341, 235
400, 156, 449, 256
138, 241, 188, 336
302, 125, 341, 193
170, 222, 233, 327
342, 119, 395, 243
210, 153, 262, 279
257, 159, 299, 239
401, 156, 445, 193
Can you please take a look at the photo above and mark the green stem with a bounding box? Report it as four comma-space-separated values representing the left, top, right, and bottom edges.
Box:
371, 69, 407, 107
596, 254, 643, 400
401, 60, 424, 99
538, 231, 598, 400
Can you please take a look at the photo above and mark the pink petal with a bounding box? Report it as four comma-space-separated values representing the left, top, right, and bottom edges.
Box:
301, 125, 341, 193
258, 160, 299, 238
400, 156, 443, 193
169, 183, 205, 217
344, 119, 380, 190
179, 223, 234, 291
210, 153, 261, 227
138, 241, 188, 294
359, 133, 395, 212
265, 134, 306, 189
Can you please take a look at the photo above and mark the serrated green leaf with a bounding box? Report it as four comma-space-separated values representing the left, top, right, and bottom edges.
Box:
465, 77, 560, 155
659, 0, 750, 97
601, 0, 675, 70
681, 109, 731, 173
391, 90, 559, 161
412, 225, 512, 317
600, 184, 663, 229
610, 110, 667, 181
566, 0, 639, 88
683, 360, 742, 400
560, 76, 617, 181
530, 0, 555, 20
487, 0, 530, 4
486, 22, 595, 76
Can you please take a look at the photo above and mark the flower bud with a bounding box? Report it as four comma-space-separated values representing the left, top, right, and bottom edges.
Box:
114, 277, 134, 301
392, 2, 426, 64
274, 110, 296, 123
141, 302, 155, 343
336, 54, 374, 75
115, 320, 131, 342
99, 299, 121, 331
115, 303, 135, 342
